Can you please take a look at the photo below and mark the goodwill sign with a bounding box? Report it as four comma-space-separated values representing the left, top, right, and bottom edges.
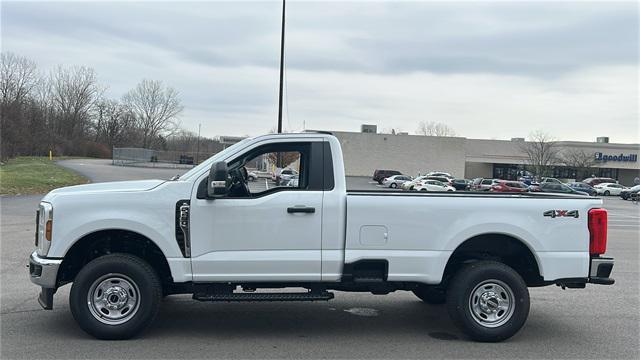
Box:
594, 152, 638, 162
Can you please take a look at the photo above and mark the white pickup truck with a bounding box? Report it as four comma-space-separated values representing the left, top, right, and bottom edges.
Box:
29, 132, 614, 342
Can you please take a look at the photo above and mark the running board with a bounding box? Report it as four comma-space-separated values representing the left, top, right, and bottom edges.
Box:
193, 291, 334, 302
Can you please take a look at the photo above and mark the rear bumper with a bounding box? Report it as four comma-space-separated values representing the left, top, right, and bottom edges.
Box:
589, 256, 615, 285
28, 251, 62, 310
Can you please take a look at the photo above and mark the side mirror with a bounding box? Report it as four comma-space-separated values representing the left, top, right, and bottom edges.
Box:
207, 161, 229, 199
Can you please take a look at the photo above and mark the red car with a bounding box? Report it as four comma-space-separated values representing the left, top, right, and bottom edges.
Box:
490, 180, 529, 192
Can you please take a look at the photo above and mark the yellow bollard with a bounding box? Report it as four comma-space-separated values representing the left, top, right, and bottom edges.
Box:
49, 150, 52, 161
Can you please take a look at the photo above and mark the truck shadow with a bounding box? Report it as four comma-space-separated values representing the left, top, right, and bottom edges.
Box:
148, 295, 460, 339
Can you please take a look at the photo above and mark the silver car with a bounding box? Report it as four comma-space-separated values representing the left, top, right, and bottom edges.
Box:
382, 175, 412, 189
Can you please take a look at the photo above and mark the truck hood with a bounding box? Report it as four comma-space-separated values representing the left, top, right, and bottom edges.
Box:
46, 179, 165, 197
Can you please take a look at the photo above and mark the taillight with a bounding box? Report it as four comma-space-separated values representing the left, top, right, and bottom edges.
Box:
588, 208, 608, 255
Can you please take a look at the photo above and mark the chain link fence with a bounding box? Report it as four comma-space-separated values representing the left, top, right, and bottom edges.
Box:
112, 147, 213, 168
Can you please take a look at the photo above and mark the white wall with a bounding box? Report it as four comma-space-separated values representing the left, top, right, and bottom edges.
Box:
331, 131, 639, 181
332, 131, 466, 177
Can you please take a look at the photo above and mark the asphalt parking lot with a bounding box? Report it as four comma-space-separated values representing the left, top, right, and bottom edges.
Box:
1, 159, 638, 359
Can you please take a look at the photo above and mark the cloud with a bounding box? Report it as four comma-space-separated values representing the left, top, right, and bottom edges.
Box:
1, 1, 638, 142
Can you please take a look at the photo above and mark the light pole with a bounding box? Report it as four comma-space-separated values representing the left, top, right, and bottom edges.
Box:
277, 0, 286, 133
196, 123, 201, 164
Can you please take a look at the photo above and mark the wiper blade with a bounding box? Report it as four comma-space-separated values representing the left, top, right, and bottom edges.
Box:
170, 174, 180, 181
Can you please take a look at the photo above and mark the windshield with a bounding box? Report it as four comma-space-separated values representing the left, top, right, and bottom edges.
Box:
178, 137, 253, 180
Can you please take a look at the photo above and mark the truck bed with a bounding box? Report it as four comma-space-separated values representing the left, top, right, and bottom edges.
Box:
344, 190, 601, 284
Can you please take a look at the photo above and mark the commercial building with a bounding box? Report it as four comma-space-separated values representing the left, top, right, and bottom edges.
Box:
331, 130, 640, 185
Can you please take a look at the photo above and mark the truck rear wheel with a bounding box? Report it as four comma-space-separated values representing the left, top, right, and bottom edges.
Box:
70, 253, 162, 340
446, 261, 529, 342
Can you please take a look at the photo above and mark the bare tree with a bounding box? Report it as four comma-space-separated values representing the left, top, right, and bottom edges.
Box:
415, 121, 457, 137
560, 149, 598, 180
519, 131, 560, 178
0, 52, 38, 105
123, 79, 183, 148
94, 99, 137, 149
1, 53, 39, 159
50, 65, 101, 139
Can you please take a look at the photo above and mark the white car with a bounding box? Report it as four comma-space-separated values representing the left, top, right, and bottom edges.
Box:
28, 132, 614, 342
414, 179, 456, 192
276, 168, 298, 185
425, 171, 454, 180
401, 176, 429, 190
594, 183, 627, 196
382, 175, 412, 188
285, 175, 299, 187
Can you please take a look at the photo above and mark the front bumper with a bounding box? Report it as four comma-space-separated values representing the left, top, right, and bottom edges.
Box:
28, 251, 62, 309
589, 256, 615, 285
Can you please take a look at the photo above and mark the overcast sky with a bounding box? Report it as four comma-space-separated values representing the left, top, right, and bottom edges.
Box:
2, 1, 639, 143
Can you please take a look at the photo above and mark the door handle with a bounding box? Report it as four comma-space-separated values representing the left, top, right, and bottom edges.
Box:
287, 206, 315, 214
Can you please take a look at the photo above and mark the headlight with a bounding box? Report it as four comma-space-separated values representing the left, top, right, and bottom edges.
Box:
36, 202, 53, 256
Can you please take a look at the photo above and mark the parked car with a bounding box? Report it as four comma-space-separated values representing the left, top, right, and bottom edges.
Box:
567, 182, 596, 196
414, 179, 456, 192
382, 175, 412, 188
373, 169, 402, 184
425, 171, 454, 180
426, 176, 453, 186
401, 176, 429, 191
583, 177, 618, 187
28, 132, 614, 342
451, 179, 471, 191
472, 178, 495, 191
538, 182, 589, 196
594, 183, 627, 196
518, 176, 535, 186
620, 184, 640, 200
275, 168, 298, 185
285, 175, 299, 187
540, 177, 562, 184
490, 180, 529, 193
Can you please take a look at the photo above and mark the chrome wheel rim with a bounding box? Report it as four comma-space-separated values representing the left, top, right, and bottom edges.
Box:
87, 273, 140, 325
468, 279, 515, 328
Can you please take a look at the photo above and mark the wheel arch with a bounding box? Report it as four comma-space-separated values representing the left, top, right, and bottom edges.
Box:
57, 229, 173, 288
442, 233, 544, 287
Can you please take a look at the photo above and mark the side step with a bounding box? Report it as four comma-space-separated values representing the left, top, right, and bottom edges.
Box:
193, 291, 334, 302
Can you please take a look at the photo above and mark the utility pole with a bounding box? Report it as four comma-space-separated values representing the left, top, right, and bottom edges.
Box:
277, 0, 286, 133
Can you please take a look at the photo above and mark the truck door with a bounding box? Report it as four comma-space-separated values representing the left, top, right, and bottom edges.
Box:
189, 140, 326, 282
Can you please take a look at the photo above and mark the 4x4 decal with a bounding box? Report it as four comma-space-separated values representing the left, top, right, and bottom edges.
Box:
544, 210, 579, 218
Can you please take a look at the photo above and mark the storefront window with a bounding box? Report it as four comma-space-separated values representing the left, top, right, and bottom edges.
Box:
493, 164, 523, 180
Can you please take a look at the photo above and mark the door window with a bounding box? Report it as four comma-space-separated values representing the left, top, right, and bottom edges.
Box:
239, 148, 306, 196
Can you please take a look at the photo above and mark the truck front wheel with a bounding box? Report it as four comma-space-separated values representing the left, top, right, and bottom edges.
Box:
446, 261, 529, 342
69, 253, 162, 340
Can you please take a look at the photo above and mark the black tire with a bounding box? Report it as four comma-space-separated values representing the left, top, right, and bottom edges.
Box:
413, 285, 446, 304
377, 180, 383, 185
390, 183, 398, 188
604, 190, 610, 196
70, 253, 162, 340
446, 261, 529, 342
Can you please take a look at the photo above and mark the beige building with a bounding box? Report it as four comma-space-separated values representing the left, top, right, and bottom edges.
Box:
331, 130, 640, 185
